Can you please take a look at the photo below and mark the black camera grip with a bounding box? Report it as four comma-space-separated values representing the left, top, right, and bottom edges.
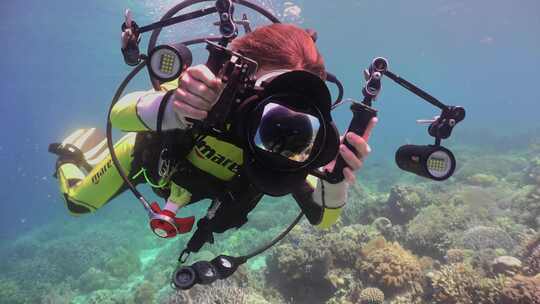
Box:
206, 51, 222, 76
326, 103, 377, 184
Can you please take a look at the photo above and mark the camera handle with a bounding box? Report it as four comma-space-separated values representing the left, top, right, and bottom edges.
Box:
325, 68, 383, 184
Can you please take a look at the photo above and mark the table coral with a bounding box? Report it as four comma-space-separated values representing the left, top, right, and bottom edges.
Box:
460, 226, 515, 252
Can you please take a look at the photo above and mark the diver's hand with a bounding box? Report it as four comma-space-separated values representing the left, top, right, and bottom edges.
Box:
324, 117, 378, 184
121, 9, 137, 50
172, 65, 224, 121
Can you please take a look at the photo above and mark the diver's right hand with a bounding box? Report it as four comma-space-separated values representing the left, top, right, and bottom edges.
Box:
171, 65, 224, 121
121, 9, 137, 50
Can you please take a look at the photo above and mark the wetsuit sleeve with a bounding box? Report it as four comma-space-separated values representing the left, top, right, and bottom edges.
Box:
110, 83, 191, 132
292, 175, 348, 229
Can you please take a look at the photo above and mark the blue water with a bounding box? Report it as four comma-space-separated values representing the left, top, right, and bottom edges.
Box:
1, 0, 539, 303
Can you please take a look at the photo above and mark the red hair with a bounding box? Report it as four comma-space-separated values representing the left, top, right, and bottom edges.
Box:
230, 24, 326, 79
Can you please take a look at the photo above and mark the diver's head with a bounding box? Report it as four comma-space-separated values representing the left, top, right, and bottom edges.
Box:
230, 24, 326, 79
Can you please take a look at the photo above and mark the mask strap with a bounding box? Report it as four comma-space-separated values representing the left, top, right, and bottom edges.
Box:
254, 69, 292, 88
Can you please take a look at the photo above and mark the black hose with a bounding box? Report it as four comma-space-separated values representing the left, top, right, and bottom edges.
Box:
147, 0, 281, 90
106, 61, 151, 209
242, 211, 304, 260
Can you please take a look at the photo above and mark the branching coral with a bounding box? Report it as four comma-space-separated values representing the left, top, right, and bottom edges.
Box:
357, 238, 424, 296
501, 275, 540, 304
472, 275, 507, 304
426, 263, 480, 304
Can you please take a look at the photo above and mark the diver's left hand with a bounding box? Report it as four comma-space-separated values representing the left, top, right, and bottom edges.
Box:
324, 117, 378, 184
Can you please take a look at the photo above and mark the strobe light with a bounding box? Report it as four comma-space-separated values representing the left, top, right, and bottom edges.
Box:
148, 43, 192, 82
395, 144, 456, 181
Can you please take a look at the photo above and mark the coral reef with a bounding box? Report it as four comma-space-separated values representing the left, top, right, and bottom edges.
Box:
521, 233, 540, 275
165, 279, 250, 304
342, 183, 385, 225
385, 185, 434, 225
104, 247, 142, 278
266, 240, 335, 303
472, 275, 507, 304
85, 288, 133, 304
500, 275, 540, 304
465, 173, 498, 187
524, 156, 540, 185
0, 278, 23, 304
444, 248, 471, 264
357, 238, 424, 296
5, 134, 540, 304
510, 185, 540, 229
40, 282, 77, 304
459, 226, 515, 252
358, 287, 385, 304
78, 267, 121, 292
406, 203, 468, 258
426, 263, 480, 304
134, 281, 157, 304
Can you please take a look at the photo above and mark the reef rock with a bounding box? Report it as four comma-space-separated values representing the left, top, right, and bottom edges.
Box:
491, 256, 522, 276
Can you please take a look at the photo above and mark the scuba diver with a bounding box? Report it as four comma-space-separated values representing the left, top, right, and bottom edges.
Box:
49, 0, 464, 289
50, 22, 377, 235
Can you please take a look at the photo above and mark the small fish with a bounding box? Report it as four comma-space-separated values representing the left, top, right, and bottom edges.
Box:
20, 218, 27, 224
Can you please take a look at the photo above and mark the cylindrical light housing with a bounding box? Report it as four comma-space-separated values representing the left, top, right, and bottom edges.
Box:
395, 144, 456, 181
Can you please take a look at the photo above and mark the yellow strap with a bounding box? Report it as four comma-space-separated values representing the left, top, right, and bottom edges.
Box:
132, 168, 167, 188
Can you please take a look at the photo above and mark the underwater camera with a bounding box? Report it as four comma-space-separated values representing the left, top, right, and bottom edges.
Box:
106, 0, 466, 290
